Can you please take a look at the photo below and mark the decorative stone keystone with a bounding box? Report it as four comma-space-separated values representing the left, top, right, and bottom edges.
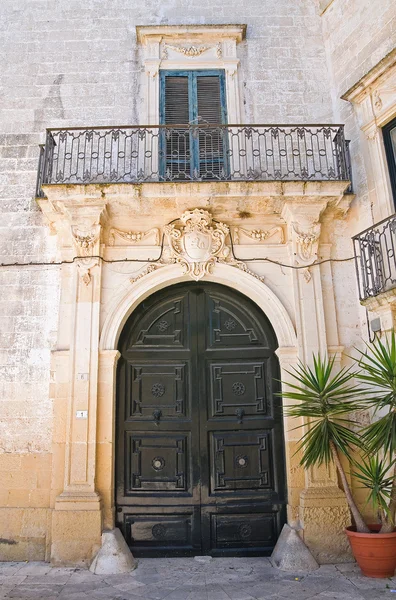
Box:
270, 524, 319, 572
90, 529, 137, 575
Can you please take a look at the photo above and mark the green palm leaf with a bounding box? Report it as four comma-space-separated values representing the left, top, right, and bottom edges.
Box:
353, 455, 394, 519
280, 354, 365, 466
354, 332, 396, 459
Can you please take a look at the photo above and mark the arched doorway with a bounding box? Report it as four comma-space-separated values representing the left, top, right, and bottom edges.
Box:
115, 282, 286, 556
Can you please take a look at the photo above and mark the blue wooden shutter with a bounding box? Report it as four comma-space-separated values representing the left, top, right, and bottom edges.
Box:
196, 74, 227, 179
160, 70, 227, 180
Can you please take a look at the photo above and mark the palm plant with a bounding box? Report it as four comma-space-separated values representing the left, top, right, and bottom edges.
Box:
353, 455, 394, 527
354, 332, 396, 533
280, 354, 370, 533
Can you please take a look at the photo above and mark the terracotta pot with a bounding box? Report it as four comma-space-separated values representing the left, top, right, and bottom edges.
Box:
345, 525, 396, 578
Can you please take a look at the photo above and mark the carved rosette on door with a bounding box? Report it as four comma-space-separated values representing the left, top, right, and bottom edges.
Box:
116, 283, 286, 556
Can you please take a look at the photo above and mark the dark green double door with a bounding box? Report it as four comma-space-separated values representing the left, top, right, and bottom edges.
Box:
116, 283, 286, 556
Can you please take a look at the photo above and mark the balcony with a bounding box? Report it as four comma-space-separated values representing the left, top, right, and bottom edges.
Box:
353, 214, 396, 301
35, 124, 352, 198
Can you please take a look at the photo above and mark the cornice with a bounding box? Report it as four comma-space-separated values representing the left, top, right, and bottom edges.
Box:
136, 24, 247, 44
341, 47, 396, 104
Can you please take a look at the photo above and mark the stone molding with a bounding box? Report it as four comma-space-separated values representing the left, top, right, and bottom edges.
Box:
341, 48, 396, 222
136, 24, 246, 125
99, 261, 298, 351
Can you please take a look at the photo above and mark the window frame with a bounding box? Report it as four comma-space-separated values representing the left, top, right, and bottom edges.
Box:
383, 116, 396, 207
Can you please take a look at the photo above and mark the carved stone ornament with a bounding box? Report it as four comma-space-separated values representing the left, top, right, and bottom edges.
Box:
164, 209, 230, 281
292, 222, 321, 263
129, 209, 266, 285
373, 89, 382, 111
75, 257, 100, 286
233, 226, 284, 244
129, 264, 161, 284
71, 224, 101, 257
163, 43, 209, 58
109, 227, 159, 246
71, 224, 101, 286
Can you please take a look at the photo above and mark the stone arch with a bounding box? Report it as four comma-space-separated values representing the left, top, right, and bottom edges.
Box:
100, 262, 297, 351
97, 262, 298, 532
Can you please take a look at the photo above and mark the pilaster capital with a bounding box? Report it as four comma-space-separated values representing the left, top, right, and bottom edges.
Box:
281, 200, 327, 266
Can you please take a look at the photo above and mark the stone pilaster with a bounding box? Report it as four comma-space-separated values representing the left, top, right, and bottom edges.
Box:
50, 199, 107, 565
281, 200, 351, 563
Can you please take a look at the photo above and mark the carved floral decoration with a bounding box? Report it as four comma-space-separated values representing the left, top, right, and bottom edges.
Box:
71, 224, 101, 286
161, 42, 222, 60
71, 225, 101, 256
109, 227, 159, 246
233, 226, 284, 244
163, 44, 209, 58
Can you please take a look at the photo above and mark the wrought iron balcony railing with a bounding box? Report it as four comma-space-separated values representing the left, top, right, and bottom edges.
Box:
36, 124, 352, 197
353, 214, 396, 300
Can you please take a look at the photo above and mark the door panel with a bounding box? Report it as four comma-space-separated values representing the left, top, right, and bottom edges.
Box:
210, 513, 277, 550
210, 430, 272, 493
208, 361, 268, 419
126, 362, 190, 420
126, 432, 191, 493
116, 283, 286, 556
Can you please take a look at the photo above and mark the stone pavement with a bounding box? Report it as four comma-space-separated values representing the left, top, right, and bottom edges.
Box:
0, 558, 396, 600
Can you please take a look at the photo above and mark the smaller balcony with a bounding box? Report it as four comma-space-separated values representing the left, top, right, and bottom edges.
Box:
36, 124, 352, 198
353, 214, 396, 301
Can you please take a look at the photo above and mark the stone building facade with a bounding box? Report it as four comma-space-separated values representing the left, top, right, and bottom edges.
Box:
0, 0, 395, 566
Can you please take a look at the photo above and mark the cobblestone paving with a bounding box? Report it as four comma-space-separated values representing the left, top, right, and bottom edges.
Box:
0, 558, 395, 600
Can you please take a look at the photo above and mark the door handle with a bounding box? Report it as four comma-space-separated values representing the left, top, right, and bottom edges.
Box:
235, 408, 245, 424
153, 410, 162, 426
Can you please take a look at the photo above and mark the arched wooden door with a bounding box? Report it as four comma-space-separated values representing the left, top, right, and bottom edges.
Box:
116, 282, 286, 556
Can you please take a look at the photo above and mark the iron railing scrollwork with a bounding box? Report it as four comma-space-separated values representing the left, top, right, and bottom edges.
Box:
353, 214, 396, 300
36, 123, 352, 194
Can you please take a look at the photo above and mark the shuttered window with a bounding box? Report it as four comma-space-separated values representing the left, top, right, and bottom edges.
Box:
159, 70, 227, 180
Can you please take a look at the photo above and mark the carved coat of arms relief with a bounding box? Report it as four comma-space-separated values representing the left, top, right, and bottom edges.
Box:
164, 209, 230, 281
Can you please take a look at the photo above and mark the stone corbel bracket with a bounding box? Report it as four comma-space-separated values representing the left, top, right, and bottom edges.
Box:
281, 201, 327, 283
64, 201, 107, 286
109, 227, 160, 246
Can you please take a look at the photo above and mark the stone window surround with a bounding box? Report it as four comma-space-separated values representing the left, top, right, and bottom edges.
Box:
342, 48, 396, 223
136, 24, 246, 125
